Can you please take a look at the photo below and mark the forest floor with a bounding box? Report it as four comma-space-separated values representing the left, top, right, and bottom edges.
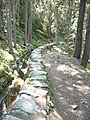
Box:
42, 44, 90, 120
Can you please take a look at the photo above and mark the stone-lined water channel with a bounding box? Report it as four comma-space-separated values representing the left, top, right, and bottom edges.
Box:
2, 43, 54, 120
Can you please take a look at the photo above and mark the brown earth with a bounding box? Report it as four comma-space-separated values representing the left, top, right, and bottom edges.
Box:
42, 44, 90, 120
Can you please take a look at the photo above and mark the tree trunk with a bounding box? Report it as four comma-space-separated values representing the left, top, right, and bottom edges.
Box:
0, 0, 2, 33
81, 7, 90, 67
25, 0, 28, 46
28, 0, 32, 43
67, 0, 73, 41
6, 0, 13, 53
12, 0, 16, 48
19, 0, 24, 29
0, 0, 4, 33
16, 0, 20, 26
73, 0, 86, 59
47, 1, 52, 38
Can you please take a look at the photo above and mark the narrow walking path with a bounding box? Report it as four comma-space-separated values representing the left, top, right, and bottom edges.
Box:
42, 44, 90, 120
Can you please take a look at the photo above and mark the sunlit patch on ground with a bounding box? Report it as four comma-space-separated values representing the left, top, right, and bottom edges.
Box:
42, 45, 90, 120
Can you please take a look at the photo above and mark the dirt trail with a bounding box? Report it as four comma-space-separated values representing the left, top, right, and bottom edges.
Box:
42, 44, 90, 120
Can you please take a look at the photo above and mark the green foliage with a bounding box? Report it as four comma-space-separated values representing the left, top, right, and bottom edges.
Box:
0, 49, 14, 79
0, 66, 5, 78
0, 49, 14, 62
86, 64, 90, 73
32, 29, 50, 48
0, 38, 7, 49
57, 35, 65, 42
16, 27, 24, 39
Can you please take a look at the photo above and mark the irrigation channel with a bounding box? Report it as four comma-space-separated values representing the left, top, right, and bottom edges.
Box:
0, 43, 54, 120
0, 51, 31, 119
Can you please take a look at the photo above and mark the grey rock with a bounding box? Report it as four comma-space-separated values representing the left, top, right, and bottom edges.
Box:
12, 94, 40, 114
31, 53, 41, 59
30, 75, 46, 81
30, 80, 48, 88
30, 71, 47, 77
41, 110, 47, 115
20, 86, 48, 97
35, 96, 47, 109
30, 61, 42, 66
38, 46, 46, 49
3, 115, 22, 120
32, 58, 42, 62
71, 105, 78, 110
11, 109, 28, 118
29, 66, 43, 71
34, 49, 41, 52
30, 64, 44, 69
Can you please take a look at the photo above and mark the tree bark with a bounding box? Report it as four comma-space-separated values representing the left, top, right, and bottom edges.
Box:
67, 0, 73, 41
73, 0, 86, 59
16, 0, 20, 26
25, 0, 28, 46
0, 0, 2, 32
12, 0, 17, 48
6, 0, 13, 53
0, 0, 4, 33
28, 0, 32, 43
81, 7, 90, 67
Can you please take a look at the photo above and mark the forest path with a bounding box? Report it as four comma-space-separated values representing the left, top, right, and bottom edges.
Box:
42, 44, 90, 120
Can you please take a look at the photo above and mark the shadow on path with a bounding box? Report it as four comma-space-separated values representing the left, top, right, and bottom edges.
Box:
42, 45, 90, 120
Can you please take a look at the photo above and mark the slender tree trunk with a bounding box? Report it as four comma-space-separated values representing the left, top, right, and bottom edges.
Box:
54, 6, 58, 43
73, 0, 86, 59
0, 0, 2, 32
28, 0, 32, 43
16, 0, 20, 26
6, 0, 13, 53
67, 0, 73, 41
19, 0, 24, 29
81, 7, 90, 67
12, 0, 16, 48
25, 0, 28, 46
1, 0, 4, 33
47, 1, 52, 38
0, 0, 4, 33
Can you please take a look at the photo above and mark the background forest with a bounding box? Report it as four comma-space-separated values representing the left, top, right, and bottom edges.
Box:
0, 0, 90, 94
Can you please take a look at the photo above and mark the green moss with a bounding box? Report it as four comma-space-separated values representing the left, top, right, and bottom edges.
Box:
0, 37, 7, 49
0, 66, 5, 78
45, 79, 51, 87
16, 27, 24, 39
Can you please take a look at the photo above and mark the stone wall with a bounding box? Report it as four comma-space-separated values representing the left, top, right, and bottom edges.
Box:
3, 43, 54, 120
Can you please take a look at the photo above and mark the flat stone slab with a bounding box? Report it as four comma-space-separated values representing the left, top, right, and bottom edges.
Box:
30, 80, 48, 88
35, 96, 47, 109
12, 94, 40, 114
20, 86, 48, 97
29, 66, 43, 71
3, 115, 23, 120
31, 53, 42, 59
10, 109, 28, 119
30, 75, 46, 81
30, 71, 47, 77
30, 64, 44, 69
30, 61, 42, 66
32, 58, 42, 62
38, 46, 46, 49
